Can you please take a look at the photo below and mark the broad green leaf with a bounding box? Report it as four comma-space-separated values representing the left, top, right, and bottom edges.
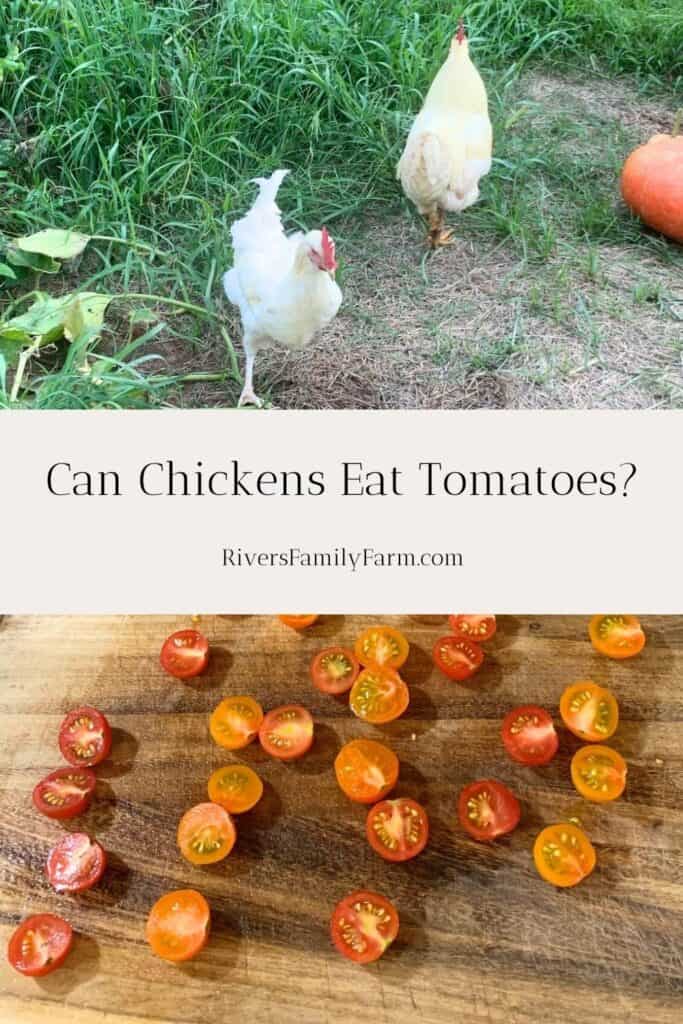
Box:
16, 228, 91, 260
0, 262, 16, 279
0, 328, 32, 368
1, 293, 72, 342
63, 293, 113, 341
6, 245, 61, 274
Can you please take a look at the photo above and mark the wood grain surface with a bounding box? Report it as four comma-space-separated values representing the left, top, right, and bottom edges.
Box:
0, 615, 682, 1024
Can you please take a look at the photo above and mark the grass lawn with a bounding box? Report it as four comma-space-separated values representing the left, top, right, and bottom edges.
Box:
1, 0, 682, 408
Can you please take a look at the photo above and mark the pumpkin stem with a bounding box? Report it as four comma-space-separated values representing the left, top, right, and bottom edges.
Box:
673, 109, 683, 137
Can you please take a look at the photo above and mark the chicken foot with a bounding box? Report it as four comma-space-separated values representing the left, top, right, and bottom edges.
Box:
237, 334, 263, 408
427, 209, 455, 249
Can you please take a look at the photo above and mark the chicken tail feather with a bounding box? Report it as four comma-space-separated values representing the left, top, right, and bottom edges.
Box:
249, 168, 290, 208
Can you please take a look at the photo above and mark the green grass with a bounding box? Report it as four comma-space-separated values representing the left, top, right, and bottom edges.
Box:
0, 0, 682, 407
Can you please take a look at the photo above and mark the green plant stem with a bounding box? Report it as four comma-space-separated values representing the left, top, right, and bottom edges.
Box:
10, 338, 40, 402
89, 235, 157, 255
120, 293, 217, 320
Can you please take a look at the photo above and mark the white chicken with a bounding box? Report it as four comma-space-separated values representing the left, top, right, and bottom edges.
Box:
397, 21, 492, 248
223, 169, 342, 407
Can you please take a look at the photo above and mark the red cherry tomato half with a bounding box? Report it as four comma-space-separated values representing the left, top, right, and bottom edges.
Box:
7, 914, 73, 977
33, 766, 96, 820
330, 890, 399, 964
160, 629, 209, 679
259, 705, 314, 761
458, 780, 521, 841
432, 635, 484, 681
448, 615, 497, 642
58, 706, 112, 767
310, 647, 360, 695
46, 832, 107, 894
501, 705, 559, 766
366, 798, 429, 862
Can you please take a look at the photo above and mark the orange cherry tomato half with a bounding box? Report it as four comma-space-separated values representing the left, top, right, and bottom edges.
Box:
33, 766, 96, 820
46, 832, 107, 893
335, 738, 399, 804
160, 629, 209, 679
330, 890, 399, 964
210, 696, 264, 750
146, 890, 210, 963
207, 764, 263, 814
501, 705, 559, 766
58, 706, 112, 767
432, 635, 484, 681
533, 823, 596, 888
349, 668, 409, 725
354, 625, 409, 670
259, 705, 313, 761
589, 615, 645, 660
449, 614, 497, 642
177, 803, 236, 865
458, 780, 521, 841
310, 647, 360, 695
8, 914, 73, 977
278, 615, 318, 630
560, 681, 619, 741
571, 745, 627, 803
366, 798, 429, 862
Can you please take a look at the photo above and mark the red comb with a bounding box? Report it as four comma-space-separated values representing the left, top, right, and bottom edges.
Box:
456, 19, 466, 44
321, 226, 337, 271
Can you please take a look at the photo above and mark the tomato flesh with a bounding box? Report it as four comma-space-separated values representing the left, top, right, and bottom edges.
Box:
207, 764, 263, 814
146, 890, 210, 963
589, 615, 645, 659
458, 780, 521, 841
560, 681, 619, 741
366, 798, 428, 861
335, 739, 399, 804
533, 823, 596, 887
46, 832, 107, 893
501, 705, 558, 766
259, 705, 313, 761
33, 766, 96, 820
160, 629, 209, 679
178, 803, 236, 865
349, 667, 409, 724
432, 635, 484, 681
330, 890, 399, 964
7, 914, 73, 977
310, 647, 360, 695
58, 706, 112, 767
449, 615, 497, 642
571, 745, 627, 803
210, 696, 263, 750
278, 615, 318, 630
354, 626, 409, 670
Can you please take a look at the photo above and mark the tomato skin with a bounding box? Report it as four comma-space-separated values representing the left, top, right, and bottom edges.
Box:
160, 629, 209, 679
330, 890, 399, 964
178, 803, 236, 865
589, 615, 645, 660
335, 739, 399, 804
259, 705, 314, 761
207, 764, 263, 814
210, 696, 263, 750
501, 705, 559, 766
278, 615, 318, 630
58, 706, 112, 767
449, 615, 497, 642
146, 890, 210, 963
33, 766, 96, 820
349, 668, 410, 725
354, 626, 409, 670
560, 681, 619, 741
432, 636, 484, 681
46, 833, 107, 894
458, 780, 521, 841
533, 823, 596, 888
310, 647, 360, 695
571, 745, 627, 803
7, 914, 73, 977
366, 798, 429, 862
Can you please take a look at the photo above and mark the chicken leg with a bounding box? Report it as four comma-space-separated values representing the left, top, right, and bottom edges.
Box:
427, 208, 455, 249
238, 332, 263, 408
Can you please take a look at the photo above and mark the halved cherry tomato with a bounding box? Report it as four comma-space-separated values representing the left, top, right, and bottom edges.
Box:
310, 647, 360, 695
259, 705, 313, 761
210, 696, 263, 750
501, 705, 559, 766
458, 780, 521, 841
366, 798, 428, 862
178, 803, 236, 865
278, 615, 318, 630
160, 629, 209, 679
349, 668, 409, 724
560, 681, 619, 741
571, 745, 627, 803
533, 823, 596, 888
589, 615, 645, 660
207, 764, 263, 814
58, 706, 112, 767
449, 615, 497, 642
330, 890, 399, 964
354, 626, 409, 670
432, 635, 484, 681
7, 914, 73, 976
33, 766, 96, 820
146, 890, 210, 963
46, 833, 107, 893
335, 739, 399, 804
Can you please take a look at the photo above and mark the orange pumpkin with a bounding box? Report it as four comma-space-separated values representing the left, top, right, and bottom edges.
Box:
620, 111, 683, 244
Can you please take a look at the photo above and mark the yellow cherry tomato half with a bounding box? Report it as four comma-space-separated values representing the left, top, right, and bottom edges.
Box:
349, 668, 409, 724
570, 745, 627, 803
207, 764, 263, 814
177, 803, 236, 865
533, 823, 596, 888
559, 681, 619, 742
278, 615, 318, 630
589, 615, 645, 659
210, 696, 264, 750
354, 626, 409, 670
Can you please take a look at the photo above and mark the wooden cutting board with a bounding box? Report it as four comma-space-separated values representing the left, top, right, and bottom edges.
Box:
0, 615, 681, 1024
